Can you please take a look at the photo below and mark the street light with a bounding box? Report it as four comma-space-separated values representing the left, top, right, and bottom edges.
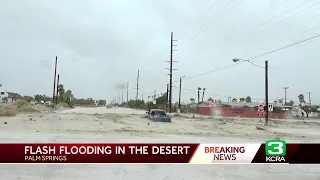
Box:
178, 76, 185, 111
283, 87, 289, 105
202, 88, 206, 102
197, 87, 202, 103
233, 58, 269, 125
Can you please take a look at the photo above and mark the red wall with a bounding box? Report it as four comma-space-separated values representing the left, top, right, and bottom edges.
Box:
199, 106, 286, 119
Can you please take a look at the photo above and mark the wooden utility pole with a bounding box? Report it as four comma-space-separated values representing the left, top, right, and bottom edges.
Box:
265, 60, 269, 126
126, 82, 129, 103
56, 74, 59, 105
166, 84, 169, 112
307, 92, 312, 106
135, 70, 140, 108
166, 32, 178, 113
283, 87, 289, 105
121, 90, 123, 104
52, 56, 58, 105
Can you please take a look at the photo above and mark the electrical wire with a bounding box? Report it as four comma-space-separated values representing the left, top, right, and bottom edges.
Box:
186, 0, 295, 58
141, 32, 320, 96
190, 0, 242, 40
248, 1, 320, 42
246, 32, 320, 61
184, 0, 237, 41
228, 0, 299, 41
171, 86, 278, 101
244, 0, 308, 38
179, 0, 219, 40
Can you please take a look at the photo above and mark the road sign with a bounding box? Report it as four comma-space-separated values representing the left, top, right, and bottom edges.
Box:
263, 104, 274, 112
210, 100, 215, 107
268, 104, 274, 112
258, 104, 264, 112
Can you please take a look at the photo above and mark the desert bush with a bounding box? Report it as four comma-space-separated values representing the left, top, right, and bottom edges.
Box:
0, 99, 40, 116
18, 106, 40, 113
58, 102, 69, 108
0, 108, 16, 116
12, 99, 29, 108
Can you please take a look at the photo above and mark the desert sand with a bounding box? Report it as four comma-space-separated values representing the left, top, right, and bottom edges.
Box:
0, 107, 319, 180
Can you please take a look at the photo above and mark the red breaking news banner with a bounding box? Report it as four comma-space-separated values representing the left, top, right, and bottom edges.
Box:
251, 143, 320, 164
0, 143, 319, 163
0, 143, 199, 163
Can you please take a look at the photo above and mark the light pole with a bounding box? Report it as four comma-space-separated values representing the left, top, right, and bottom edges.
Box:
179, 76, 185, 111
233, 58, 269, 125
283, 87, 289, 105
202, 88, 206, 102
197, 87, 201, 103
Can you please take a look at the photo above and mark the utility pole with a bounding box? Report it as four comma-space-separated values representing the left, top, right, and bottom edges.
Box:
166, 84, 169, 112
178, 76, 185, 111
52, 56, 58, 105
265, 60, 269, 126
197, 87, 201, 103
202, 88, 206, 102
307, 92, 312, 106
126, 82, 129, 103
56, 74, 60, 105
166, 32, 178, 113
142, 94, 144, 101
135, 70, 140, 108
283, 87, 289, 105
121, 90, 123, 104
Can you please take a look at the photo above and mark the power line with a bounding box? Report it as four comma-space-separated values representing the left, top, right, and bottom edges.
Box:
230, 0, 301, 41
186, 0, 295, 57
250, 1, 320, 42
245, 0, 310, 38
184, 0, 236, 41
246, 32, 320, 61
190, 0, 241, 41
142, 32, 320, 97
172, 85, 278, 101
183, 62, 244, 80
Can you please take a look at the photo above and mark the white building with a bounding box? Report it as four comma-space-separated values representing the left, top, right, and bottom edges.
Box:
0, 89, 21, 103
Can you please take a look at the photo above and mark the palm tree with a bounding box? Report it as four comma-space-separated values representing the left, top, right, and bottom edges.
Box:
65, 90, 73, 105
190, 98, 195, 103
298, 94, 305, 106
245, 96, 252, 103
58, 84, 65, 102
279, 99, 283, 105
232, 98, 237, 102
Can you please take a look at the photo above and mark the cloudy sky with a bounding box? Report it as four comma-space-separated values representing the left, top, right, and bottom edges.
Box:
0, 0, 319, 104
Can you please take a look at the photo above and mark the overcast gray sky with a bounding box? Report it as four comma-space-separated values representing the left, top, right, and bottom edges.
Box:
0, 0, 319, 104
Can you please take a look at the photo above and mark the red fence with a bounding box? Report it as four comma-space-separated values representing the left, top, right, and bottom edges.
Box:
199, 106, 286, 119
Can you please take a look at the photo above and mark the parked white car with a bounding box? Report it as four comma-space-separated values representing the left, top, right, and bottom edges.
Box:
44, 101, 52, 105
29, 100, 38, 105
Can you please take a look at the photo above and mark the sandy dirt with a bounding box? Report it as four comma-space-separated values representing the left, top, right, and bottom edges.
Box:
0, 107, 319, 180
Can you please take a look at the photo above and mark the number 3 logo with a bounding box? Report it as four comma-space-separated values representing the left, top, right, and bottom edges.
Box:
267, 142, 283, 154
